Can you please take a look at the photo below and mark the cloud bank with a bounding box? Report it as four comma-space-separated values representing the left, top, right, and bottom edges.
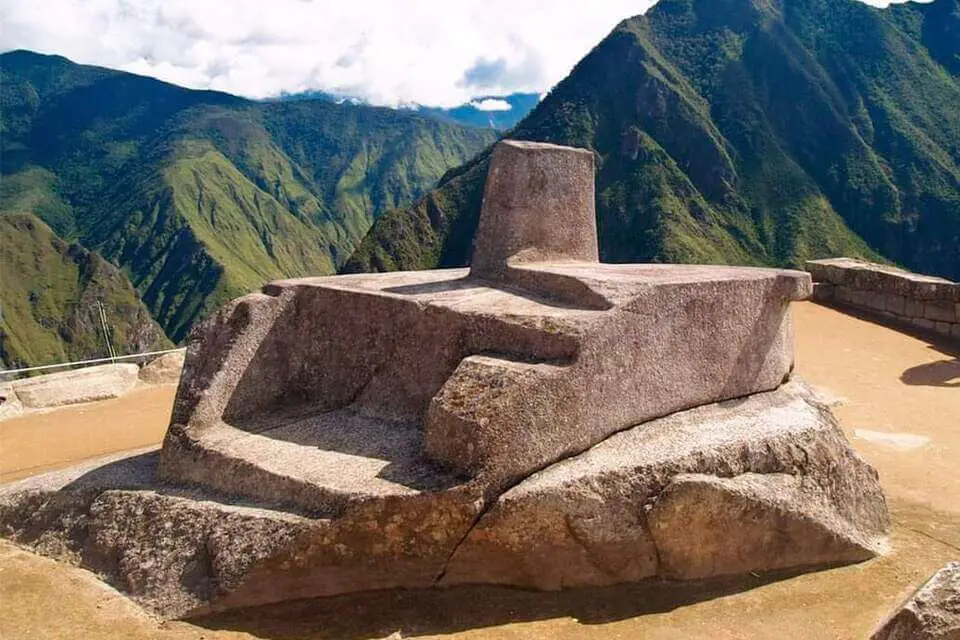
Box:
0, 0, 918, 107
0, 0, 652, 106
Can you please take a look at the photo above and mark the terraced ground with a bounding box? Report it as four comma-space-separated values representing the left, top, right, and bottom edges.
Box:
1, 302, 957, 639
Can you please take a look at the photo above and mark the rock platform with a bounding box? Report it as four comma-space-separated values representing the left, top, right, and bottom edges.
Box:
9, 363, 139, 409
0, 141, 890, 619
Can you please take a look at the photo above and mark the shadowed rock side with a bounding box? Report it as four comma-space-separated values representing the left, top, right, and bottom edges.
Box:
0, 141, 889, 619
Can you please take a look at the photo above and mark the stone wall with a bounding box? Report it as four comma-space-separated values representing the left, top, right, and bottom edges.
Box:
806, 258, 960, 341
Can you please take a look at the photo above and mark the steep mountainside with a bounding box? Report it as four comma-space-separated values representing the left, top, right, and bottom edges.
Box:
346, 0, 960, 280
0, 213, 169, 369
1, 51, 496, 341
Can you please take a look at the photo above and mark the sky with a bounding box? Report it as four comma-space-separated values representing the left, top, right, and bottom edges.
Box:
0, 0, 912, 108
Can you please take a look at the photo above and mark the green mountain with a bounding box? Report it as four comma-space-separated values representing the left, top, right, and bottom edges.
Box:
1, 50, 497, 342
0, 213, 170, 369
346, 0, 960, 281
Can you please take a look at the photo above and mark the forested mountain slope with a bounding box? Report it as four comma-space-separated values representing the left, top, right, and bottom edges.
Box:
346, 0, 960, 281
1, 50, 496, 341
0, 213, 169, 368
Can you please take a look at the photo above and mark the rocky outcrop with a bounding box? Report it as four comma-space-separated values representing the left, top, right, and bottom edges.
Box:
138, 351, 186, 385
441, 381, 887, 589
11, 363, 139, 409
0, 382, 888, 618
0, 450, 314, 618
0, 142, 890, 619
0, 381, 22, 420
872, 562, 960, 640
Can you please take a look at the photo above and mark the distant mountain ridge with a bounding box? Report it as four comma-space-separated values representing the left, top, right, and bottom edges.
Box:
272, 90, 541, 131
0, 50, 496, 363
346, 0, 960, 281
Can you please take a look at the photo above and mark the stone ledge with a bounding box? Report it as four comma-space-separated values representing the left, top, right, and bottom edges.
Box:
10, 364, 140, 409
807, 259, 959, 342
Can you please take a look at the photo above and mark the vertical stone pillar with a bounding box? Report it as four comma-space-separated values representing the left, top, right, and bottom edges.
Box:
470, 140, 598, 281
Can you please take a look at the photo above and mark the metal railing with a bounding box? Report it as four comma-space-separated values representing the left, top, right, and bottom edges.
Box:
0, 348, 186, 378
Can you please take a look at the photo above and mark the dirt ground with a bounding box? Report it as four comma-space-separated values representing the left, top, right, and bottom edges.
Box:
1, 301, 958, 640
0, 383, 177, 483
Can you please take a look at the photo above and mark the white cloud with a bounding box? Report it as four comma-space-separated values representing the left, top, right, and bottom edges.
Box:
469, 98, 514, 112
0, 0, 652, 107
0, 0, 925, 107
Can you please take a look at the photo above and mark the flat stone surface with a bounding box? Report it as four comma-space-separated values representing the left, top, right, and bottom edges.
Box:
165, 408, 464, 516
12, 364, 139, 409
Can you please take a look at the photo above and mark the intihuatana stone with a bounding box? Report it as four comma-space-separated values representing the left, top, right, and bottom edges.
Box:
0, 141, 889, 618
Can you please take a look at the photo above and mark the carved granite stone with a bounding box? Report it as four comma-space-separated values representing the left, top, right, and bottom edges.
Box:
0, 141, 888, 618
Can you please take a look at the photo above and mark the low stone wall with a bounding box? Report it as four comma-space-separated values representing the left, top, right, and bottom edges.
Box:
806, 258, 960, 340
11, 363, 140, 409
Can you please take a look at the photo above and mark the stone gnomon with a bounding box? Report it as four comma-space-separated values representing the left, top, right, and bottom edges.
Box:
0, 141, 889, 618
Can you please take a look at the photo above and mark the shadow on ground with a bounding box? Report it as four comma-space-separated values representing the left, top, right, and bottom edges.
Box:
900, 356, 960, 387
191, 566, 844, 640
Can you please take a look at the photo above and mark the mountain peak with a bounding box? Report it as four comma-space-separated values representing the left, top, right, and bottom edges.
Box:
348, 0, 960, 282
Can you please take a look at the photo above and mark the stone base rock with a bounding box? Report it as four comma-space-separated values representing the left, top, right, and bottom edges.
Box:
440, 380, 888, 589
138, 351, 186, 385
872, 562, 960, 640
11, 363, 139, 409
0, 381, 889, 618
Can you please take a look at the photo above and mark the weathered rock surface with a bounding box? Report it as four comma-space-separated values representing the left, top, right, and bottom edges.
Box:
872, 562, 960, 640
441, 381, 888, 589
11, 363, 139, 409
0, 450, 315, 618
138, 351, 186, 385
162, 144, 810, 510
0, 381, 22, 420
0, 141, 890, 619
0, 381, 889, 618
